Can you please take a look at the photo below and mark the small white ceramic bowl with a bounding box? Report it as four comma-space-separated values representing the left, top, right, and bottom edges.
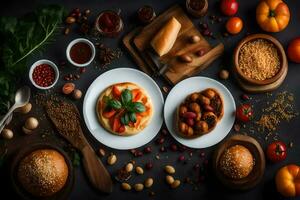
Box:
66, 38, 96, 67
29, 59, 59, 90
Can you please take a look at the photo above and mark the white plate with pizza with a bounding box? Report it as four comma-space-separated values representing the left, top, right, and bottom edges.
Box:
83, 68, 164, 150
164, 76, 236, 149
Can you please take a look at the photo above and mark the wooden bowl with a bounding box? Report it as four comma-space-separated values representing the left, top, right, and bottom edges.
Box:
213, 134, 265, 190
233, 34, 287, 86
10, 143, 74, 200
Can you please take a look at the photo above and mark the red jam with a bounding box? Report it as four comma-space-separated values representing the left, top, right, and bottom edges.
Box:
138, 6, 156, 23
189, 0, 206, 10
70, 42, 92, 64
97, 11, 123, 37
32, 64, 55, 87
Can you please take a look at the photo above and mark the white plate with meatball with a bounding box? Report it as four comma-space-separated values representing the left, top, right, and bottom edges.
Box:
164, 76, 236, 148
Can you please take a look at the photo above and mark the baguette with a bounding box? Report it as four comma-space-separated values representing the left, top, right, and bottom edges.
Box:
150, 17, 181, 56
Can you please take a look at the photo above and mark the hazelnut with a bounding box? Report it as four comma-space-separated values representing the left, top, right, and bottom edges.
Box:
190, 93, 199, 102
125, 163, 134, 172
179, 55, 193, 63
203, 105, 214, 112
25, 117, 39, 130
64, 27, 70, 35
65, 16, 76, 24
136, 166, 144, 175
189, 103, 201, 113
144, 178, 154, 188
62, 83, 75, 95
196, 113, 202, 121
171, 180, 181, 188
190, 35, 201, 43
219, 69, 229, 80
22, 126, 33, 135
98, 148, 106, 157
16, 103, 32, 114
2, 128, 13, 139
179, 105, 188, 116
196, 49, 205, 57
73, 89, 82, 100
121, 182, 131, 190
107, 154, 117, 165
134, 183, 144, 192
165, 165, 175, 174
165, 175, 175, 185
203, 89, 216, 99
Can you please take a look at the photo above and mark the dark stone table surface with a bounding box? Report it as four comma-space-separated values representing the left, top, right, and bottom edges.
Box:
1, 0, 300, 200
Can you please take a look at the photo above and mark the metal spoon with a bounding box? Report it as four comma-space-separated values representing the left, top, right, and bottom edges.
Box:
0, 86, 31, 134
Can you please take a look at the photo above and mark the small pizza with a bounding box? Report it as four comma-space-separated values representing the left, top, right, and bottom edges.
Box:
176, 88, 224, 138
96, 82, 153, 136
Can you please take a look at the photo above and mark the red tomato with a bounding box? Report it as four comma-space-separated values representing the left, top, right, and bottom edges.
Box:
220, 0, 238, 16
287, 37, 300, 63
112, 85, 121, 98
118, 125, 125, 133
267, 141, 287, 163
236, 104, 253, 122
103, 109, 116, 118
226, 17, 243, 35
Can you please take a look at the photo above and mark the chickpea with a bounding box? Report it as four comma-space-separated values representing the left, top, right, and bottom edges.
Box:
190, 93, 199, 102
187, 126, 194, 136
203, 89, 216, 99
199, 95, 210, 105
179, 122, 188, 133
179, 105, 188, 116
189, 103, 201, 113
195, 121, 209, 133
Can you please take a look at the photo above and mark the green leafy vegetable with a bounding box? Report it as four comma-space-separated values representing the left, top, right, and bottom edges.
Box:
121, 89, 132, 105
120, 113, 130, 125
132, 102, 146, 113
0, 5, 65, 114
107, 99, 122, 110
129, 112, 136, 123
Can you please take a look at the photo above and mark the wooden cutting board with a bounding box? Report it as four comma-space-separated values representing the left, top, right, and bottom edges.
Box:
123, 5, 224, 84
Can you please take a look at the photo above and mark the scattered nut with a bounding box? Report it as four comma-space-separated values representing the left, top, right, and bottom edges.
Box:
134, 183, 144, 192
190, 35, 201, 43
121, 182, 131, 191
98, 148, 106, 157
196, 49, 205, 57
165, 165, 175, 174
25, 117, 39, 130
179, 54, 193, 63
125, 163, 134, 172
107, 154, 117, 165
16, 103, 32, 114
1, 128, 13, 139
22, 126, 32, 135
66, 16, 76, 24
171, 180, 181, 188
136, 166, 144, 175
165, 175, 175, 185
64, 27, 70, 35
144, 178, 154, 188
62, 83, 75, 95
219, 69, 229, 80
73, 89, 82, 100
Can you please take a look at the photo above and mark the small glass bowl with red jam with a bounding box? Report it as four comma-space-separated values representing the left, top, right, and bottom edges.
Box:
29, 59, 59, 90
186, 0, 208, 18
95, 10, 124, 37
66, 38, 96, 67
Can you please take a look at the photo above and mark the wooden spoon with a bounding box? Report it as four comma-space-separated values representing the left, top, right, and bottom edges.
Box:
45, 99, 113, 193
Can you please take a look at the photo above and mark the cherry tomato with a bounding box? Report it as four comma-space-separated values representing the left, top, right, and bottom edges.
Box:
226, 17, 243, 35
220, 0, 239, 16
266, 141, 287, 163
287, 37, 300, 63
236, 104, 253, 122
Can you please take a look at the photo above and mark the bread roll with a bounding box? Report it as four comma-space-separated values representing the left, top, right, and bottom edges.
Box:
151, 17, 181, 56
17, 149, 68, 197
219, 145, 254, 179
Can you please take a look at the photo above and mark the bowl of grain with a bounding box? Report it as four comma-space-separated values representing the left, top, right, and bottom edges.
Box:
233, 34, 287, 85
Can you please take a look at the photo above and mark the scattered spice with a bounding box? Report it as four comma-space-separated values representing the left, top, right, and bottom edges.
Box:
115, 168, 131, 182
256, 91, 298, 133
162, 86, 169, 93
97, 44, 122, 67
32, 64, 56, 87
239, 39, 280, 81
